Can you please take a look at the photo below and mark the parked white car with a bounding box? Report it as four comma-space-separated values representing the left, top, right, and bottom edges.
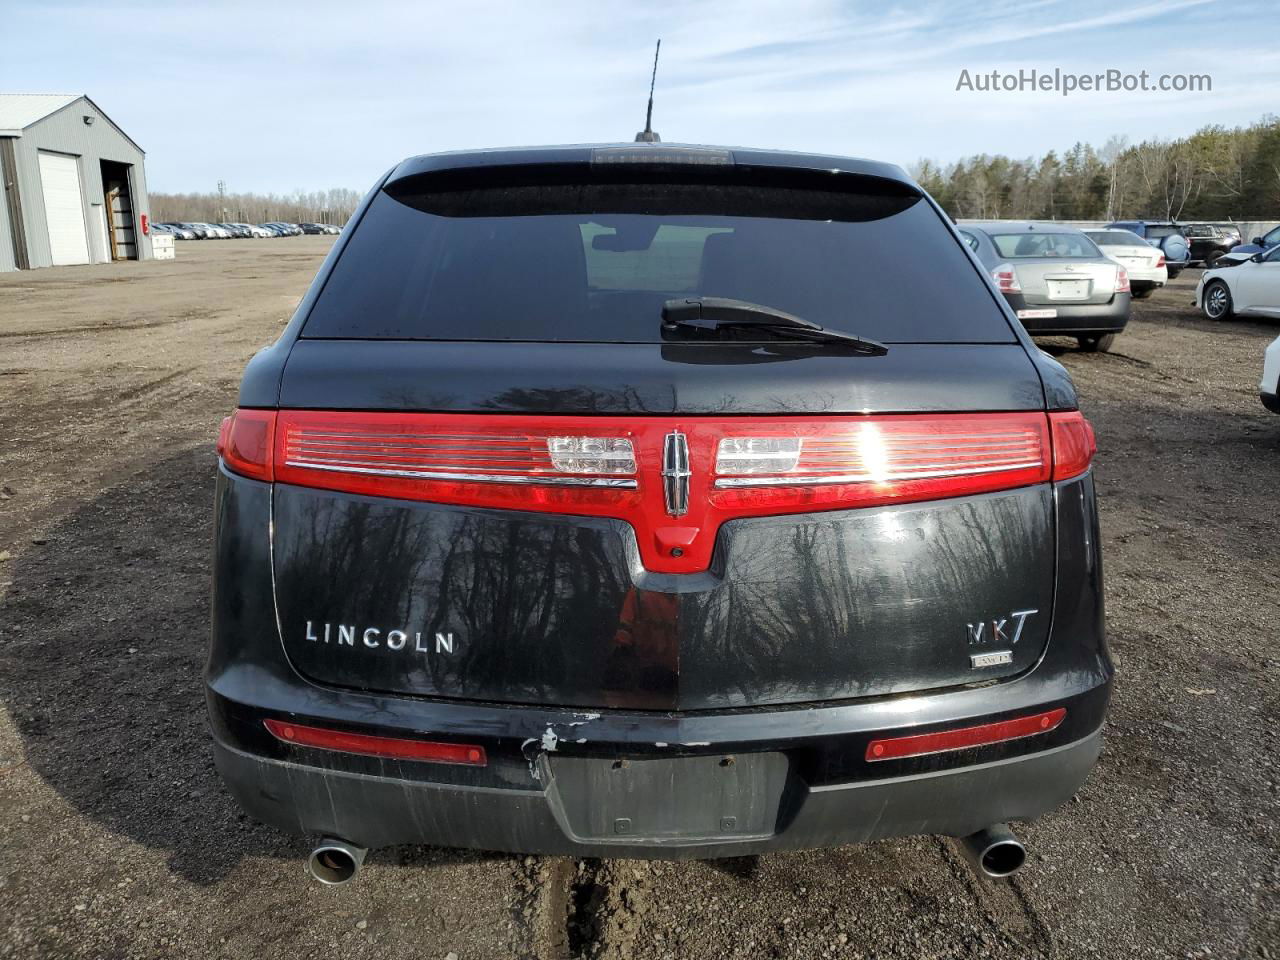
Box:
1197, 245, 1280, 321
1262, 335, 1280, 414
232, 222, 273, 238
193, 222, 231, 239
1083, 229, 1167, 299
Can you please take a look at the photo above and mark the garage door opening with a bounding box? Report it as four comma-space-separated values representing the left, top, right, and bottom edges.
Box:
38, 151, 90, 266
100, 160, 137, 261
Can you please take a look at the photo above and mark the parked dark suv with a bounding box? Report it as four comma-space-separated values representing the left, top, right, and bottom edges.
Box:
209, 144, 1112, 883
1181, 223, 1239, 265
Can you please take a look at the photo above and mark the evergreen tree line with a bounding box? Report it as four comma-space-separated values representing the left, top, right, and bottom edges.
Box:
911, 114, 1280, 222
150, 187, 363, 225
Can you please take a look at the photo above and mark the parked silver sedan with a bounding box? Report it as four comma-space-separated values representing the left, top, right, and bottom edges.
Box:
958, 222, 1131, 352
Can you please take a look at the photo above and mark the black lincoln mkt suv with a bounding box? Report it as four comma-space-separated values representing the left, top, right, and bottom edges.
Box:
208, 144, 1112, 883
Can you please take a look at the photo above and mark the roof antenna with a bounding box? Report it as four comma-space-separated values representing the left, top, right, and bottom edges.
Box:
635, 40, 662, 142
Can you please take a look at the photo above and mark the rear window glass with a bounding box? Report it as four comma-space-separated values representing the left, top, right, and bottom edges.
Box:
1086, 230, 1145, 245
302, 181, 1014, 344
1143, 227, 1181, 240
990, 233, 1099, 259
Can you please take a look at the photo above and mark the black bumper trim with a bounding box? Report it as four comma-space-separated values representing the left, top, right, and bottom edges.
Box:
211, 728, 1102, 858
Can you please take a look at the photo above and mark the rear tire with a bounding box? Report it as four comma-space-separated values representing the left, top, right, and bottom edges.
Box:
1203, 280, 1233, 320
1132, 287, 1154, 300
1077, 333, 1116, 353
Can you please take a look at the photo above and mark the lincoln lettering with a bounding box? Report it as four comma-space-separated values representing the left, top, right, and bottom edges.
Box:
305, 621, 457, 655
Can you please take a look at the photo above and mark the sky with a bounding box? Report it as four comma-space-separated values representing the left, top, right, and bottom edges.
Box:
2, 0, 1277, 195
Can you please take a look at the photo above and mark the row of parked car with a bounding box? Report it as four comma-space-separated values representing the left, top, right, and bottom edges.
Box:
957, 217, 1280, 355
1100, 219, 1280, 273
1080, 219, 1280, 417
152, 221, 343, 239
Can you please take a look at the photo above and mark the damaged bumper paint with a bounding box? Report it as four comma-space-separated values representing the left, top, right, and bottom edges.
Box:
209, 726, 1103, 856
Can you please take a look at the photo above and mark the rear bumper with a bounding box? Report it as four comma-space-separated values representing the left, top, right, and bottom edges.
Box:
209, 464, 1113, 858
211, 721, 1103, 858
1003, 293, 1131, 335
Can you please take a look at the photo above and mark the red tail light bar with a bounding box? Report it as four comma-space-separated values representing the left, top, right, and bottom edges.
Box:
865, 707, 1066, 762
264, 718, 486, 766
218, 409, 1096, 574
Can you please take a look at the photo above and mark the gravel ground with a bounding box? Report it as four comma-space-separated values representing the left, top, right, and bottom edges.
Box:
0, 239, 1276, 959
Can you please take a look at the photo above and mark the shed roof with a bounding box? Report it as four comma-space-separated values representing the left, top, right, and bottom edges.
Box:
0, 93, 143, 152
0, 93, 80, 135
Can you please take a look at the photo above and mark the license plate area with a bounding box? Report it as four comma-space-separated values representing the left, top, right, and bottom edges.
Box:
1046, 278, 1091, 300
544, 753, 792, 843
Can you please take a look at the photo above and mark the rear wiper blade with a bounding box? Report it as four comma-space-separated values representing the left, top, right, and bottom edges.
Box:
661, 297, 888, 355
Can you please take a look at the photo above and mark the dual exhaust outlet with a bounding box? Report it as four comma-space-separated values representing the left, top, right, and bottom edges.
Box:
305, 823, 1026, 885
307, 837, 366, 885
956, 823, 1027, 879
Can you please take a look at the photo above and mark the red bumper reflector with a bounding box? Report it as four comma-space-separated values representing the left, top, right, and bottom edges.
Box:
864, 707, 1066, 762
263, 718, 486, 766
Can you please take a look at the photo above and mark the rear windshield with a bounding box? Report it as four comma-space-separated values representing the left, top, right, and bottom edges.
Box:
1086, 230, 1145, 246
1143, 226, 1181, 240
990, 233, 1099, 259
302, 180, 1014, 344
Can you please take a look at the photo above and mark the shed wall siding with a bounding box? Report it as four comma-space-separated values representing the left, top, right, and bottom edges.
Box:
12, 97, 150, 270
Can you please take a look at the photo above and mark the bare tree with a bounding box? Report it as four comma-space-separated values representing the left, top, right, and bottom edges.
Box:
151, 187, 363, 225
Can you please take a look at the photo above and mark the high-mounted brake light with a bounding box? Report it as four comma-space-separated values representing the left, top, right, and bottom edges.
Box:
991, 263, 1021, 293
865, 707, 1066, 761
216, 409, 276, 482
1114, 266, 1130, 293
264, 718, 486, 766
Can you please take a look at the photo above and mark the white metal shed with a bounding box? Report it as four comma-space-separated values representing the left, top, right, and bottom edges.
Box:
0, 93, 152, 272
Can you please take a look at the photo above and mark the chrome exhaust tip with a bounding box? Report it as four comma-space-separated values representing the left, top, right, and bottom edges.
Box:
307, 837, 367, 885
957, 823, 1026, 879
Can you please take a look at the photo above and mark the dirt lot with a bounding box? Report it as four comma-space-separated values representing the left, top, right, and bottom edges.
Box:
0, 238, 1276, 960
